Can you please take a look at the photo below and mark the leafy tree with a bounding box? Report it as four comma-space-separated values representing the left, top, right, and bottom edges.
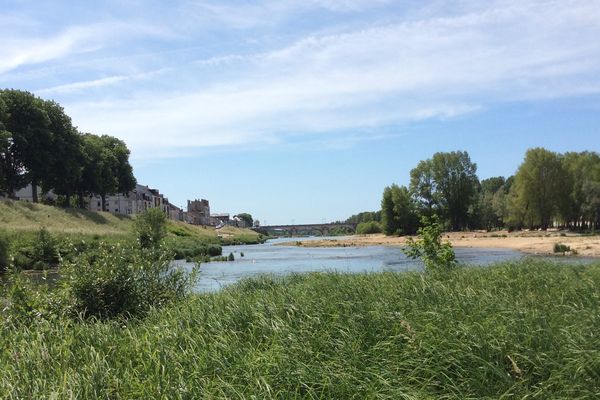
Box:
409, 160, 438, 217
381, 184, 419, 235
0, 127, 27, 197
410, 151, 479, 230
404, 215, 456, 273
561, 152, 600, 229
235, 213, 254, 227
77, 134, 135, 210
356, 221, 383, 234
0, 90, 53, 202
475, 177, 507, 230
79, 134, 117, 210
510, 148, 570, 230
40, 99, 83, 206
345, 211, 381, 224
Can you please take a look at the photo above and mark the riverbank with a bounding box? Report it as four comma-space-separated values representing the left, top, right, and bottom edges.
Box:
1, 259, 599, 398
278, 230, 600, 257
0, 200, 264, 271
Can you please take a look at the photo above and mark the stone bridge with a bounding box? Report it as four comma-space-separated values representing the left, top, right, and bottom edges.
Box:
254, 222, 357, 236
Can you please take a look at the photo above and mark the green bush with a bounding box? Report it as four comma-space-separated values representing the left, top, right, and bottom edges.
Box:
404, 215, 456, 273
61, 244, 198, 319
134, 208, 167, 248
171, 243, 222, 261
228, 252, 235, 261
356, 221, 383, 234
553, 243, 571, 253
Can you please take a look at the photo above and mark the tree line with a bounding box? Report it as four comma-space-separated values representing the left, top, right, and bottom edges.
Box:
349, 148, 600, 234
0, 89, 135, 210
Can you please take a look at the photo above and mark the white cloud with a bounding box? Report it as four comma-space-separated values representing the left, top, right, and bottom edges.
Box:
5, 0, 600, 158
0, 20, 175, 75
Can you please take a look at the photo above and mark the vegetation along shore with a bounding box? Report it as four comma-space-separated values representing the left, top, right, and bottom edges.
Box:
1, 258, 599, 398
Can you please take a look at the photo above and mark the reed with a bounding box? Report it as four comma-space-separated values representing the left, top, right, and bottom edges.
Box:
1, 258, 599, 398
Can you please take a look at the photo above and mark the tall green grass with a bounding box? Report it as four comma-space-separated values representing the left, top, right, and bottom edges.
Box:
2, 259, 600, 398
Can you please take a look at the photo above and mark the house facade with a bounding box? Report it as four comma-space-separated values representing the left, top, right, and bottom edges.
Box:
87, 184, 183, 221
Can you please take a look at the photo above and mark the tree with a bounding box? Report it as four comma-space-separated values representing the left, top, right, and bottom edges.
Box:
77, 134, 136, 211
475, 177, 507, 230
561, 152, 600, 229
356, 221, 383, 234
410, 151, 479, 230
0, 125, 27, 198
404, 215, 456, 273
40, 99, 83, 206
510, 148, 570, 230
381, 184, 419, 235
1, 90, 53, 202
409, 160, 438, 217
345, 211, 381, 224
235, 213, 254, 227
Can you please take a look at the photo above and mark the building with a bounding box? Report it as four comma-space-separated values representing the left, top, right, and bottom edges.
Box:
11, 184, 57, 203
186, 199, 211, 225
166, 201, 184, 221
87, 184, 183, 221
210, 213, 230, 226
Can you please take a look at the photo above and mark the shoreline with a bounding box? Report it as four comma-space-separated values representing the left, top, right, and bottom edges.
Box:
275, 231, 600, 257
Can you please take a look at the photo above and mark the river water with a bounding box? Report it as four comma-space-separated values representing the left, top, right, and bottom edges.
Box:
182, 237, 525, 292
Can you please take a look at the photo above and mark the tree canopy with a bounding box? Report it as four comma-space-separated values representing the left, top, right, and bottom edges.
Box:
0, 89, 136, 207
377, 148, 600, 234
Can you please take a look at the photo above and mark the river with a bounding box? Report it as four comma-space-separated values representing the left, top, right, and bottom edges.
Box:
182, 237, 525, 292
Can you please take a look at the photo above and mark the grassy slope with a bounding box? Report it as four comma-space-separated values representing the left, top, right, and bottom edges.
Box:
0, 200, 261, 243
2, 259, 599, 398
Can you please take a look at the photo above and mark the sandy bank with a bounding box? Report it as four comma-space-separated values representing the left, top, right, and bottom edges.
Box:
276, 231, 600, 257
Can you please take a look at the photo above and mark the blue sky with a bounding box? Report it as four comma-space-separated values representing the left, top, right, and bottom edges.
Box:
2, 0, 600, 224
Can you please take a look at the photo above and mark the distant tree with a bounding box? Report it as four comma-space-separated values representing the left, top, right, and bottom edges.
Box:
345, 211, 381, 224
480, 177, 505, 194
40, 99, 83, 206
510, 148, 570, 230
410, 151, 479, 230
475, 177, 507, 230
409, 160, 438, 217
0, 90, 53, 202
76, 134, 136, 211
78, 134, 117, 211
0, 109, 27, 197
561, 152, 600, 229
235, 213, 254, 227
101, 135, 136, 195
381, 184, 419, 235
356, 221, 383, 234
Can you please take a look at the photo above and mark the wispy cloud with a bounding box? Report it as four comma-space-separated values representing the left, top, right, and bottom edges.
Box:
0, 20, 175, 75
3, 0, 600, 159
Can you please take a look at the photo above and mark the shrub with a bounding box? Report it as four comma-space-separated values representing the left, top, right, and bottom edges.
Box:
404, 215, 456, 273
0, 269, 62, 323
554, 243, 571, 254
228, 252, 235, 261
134, 208, 167, 248
61, 244, 198, 319
11, 228, 60, 270
356, 221, 383, 234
